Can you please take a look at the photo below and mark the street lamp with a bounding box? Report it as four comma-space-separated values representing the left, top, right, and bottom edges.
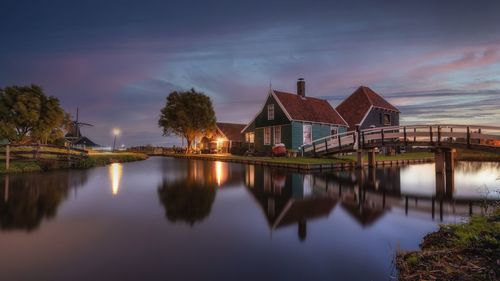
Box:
112, 128, 121, 152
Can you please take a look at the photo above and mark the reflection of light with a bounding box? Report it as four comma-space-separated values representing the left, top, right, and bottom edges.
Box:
109, 163, 123, 195
215, 161, 223, 186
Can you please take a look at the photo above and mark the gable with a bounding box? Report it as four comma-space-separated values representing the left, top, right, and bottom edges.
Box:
336, 86, 399, 129
254, 94, 291, 128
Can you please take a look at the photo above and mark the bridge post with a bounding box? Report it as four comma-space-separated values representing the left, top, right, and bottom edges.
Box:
403, 126, 407, 146
356, 150, 364, 169
435, 148, 445, 174
444, 149, 455, 173
368, 149, 376, 168
437, 125, 441, 146
466, 126, 471, 148
429, 125, 433, 144
356, 125, 362, 149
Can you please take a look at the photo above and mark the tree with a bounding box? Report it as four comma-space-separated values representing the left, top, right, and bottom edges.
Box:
158, 89, 216, 152
0, 84, 67, 144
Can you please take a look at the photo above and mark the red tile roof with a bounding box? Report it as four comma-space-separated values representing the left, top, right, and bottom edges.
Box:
336, 86, 399, 129
273, 90, 347, 126
216, 122, 246, 141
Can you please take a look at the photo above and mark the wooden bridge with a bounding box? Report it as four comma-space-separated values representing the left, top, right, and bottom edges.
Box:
301, 124, 500, 156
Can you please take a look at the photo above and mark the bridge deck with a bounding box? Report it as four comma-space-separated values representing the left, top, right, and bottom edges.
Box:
301, 124, 500, 156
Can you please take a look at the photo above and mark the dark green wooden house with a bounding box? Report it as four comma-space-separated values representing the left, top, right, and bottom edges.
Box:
242, 79, 348, 153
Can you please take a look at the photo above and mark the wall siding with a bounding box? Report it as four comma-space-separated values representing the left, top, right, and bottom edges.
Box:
361, 108, 400, 129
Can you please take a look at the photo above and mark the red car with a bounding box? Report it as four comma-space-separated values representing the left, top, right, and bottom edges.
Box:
272, 143, 286, 157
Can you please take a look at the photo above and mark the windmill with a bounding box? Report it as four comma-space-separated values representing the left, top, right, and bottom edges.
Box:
65, 108, 97, 147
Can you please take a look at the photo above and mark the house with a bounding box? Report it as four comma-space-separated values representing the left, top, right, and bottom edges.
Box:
242, 78, 348, 153
336, 86, 400, 130
200, 122, 246, 153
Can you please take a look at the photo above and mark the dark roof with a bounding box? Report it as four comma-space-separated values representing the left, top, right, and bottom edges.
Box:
340, 201, 386, 227
71, 136, 100, 147
273, 90, 347, 125
336, 86, 399, 129
216, 122, 246, 141
275, 197, 337, 228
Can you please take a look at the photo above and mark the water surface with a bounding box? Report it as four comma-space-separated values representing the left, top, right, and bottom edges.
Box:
0, 158, 498, 281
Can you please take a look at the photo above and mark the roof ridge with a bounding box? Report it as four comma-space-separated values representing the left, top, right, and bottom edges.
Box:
360, 86, 374, 105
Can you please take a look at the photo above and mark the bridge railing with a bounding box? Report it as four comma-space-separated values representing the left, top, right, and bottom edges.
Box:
302, 124, 500, 155
300, 130, 357, 155
360, 124, 500, 149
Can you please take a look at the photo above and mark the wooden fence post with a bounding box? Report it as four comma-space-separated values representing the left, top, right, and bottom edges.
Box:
5, 144, 10, 170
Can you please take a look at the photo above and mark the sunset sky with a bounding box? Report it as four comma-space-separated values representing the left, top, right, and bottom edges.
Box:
1, 0, 500, 146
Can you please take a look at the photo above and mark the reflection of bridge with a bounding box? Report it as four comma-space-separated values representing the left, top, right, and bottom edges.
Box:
244, 164, 497, 241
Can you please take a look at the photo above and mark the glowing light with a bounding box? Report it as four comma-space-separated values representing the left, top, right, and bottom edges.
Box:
215, 161, 223, 186
113, 128, 121, 136
109, 163, 123, 195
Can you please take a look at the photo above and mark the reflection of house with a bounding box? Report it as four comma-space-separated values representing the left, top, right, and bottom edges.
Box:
336, 86, 400, 130
201, 122, 246, 153
242, 79, 348, 153
245, 166, 337, 241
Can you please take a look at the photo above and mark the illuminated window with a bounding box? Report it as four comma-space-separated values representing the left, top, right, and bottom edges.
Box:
268, 104, 274, 120
303, 124, 312, 144
245, 132, 254, 143
264, 127, 271, 145
274, 126, 281, 144
383, 113, 391, 125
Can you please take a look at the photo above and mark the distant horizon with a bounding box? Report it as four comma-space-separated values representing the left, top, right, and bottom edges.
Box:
1, 0, 499, 147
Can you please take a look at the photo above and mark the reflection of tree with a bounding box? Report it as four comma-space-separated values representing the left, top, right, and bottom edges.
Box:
0, 170, 88, 232
158, 179, 216, 226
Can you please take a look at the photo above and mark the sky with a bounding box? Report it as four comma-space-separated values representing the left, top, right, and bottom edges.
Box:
1, 0, 500, 147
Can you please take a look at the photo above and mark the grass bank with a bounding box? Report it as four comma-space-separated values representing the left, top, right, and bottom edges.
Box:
397, 208, 500, 280
0, 152, 148, 174
165, 153, 353, 165
456, 148, 500, 162
74, 152, 149, 169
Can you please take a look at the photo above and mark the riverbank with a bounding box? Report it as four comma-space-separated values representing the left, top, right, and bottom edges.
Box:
455, 148, 500, 162
397, 208, 500, 280
163, 152, 434, 171
0, 152, 148, 174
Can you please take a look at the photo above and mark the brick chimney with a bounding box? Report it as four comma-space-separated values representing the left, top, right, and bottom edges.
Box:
297, 78, 305, 97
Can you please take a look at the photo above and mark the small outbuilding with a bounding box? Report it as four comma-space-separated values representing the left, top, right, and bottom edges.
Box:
336, 86, 400, 130
200, 122, 246, 153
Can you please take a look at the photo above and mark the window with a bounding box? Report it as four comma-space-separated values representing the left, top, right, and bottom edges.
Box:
267, 104, 274, 120
383, 113, 391, 125
274, 126, 281, 144
303, 124, 312, 144
245, 132, 254, 143
330, 126, 338, 136
264, 127, 271, 145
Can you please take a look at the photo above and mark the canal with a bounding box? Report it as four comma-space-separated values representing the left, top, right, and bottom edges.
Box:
0, 157, 498, 281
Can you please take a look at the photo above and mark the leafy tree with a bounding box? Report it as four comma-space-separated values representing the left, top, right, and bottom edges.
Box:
0, 84, 67, 144
158, 89, 216, 152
